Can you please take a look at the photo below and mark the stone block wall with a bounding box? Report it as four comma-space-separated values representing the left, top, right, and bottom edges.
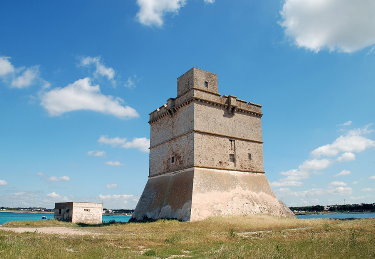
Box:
150, 103, 194, 147
177, 68, 218, 97
149, 133, 194, 176
71, 202, 102, 224
194, 102, 262, 141
194, 133, 264, 172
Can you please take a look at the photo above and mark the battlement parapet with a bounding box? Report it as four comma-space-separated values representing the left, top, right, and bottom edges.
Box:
149, 88, 262, 124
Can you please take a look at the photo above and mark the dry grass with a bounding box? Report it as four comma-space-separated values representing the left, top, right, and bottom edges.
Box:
0, 215, 374, 258
3, 219, 74, 228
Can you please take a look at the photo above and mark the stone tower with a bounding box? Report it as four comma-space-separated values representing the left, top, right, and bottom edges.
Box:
132, 68, 294, 221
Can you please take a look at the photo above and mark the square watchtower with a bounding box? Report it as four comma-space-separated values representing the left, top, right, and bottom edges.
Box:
132, 68, 293, 221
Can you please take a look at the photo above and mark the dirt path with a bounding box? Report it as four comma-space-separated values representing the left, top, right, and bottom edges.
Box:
0, 227, 99, 236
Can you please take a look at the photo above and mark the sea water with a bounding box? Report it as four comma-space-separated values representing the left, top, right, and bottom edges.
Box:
1, 212, 375, 225
0, 212, 131, 225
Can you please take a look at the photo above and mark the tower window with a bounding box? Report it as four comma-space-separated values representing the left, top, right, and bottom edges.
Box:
204, 81, 209, 88
171, 156, 175, 164
248, 153, 252, 160
229, 139, 236, 150
229, 154, 235, 162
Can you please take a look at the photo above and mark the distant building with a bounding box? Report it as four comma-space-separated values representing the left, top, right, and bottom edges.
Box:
132, 68, 294, 222
54, 202, 102, 224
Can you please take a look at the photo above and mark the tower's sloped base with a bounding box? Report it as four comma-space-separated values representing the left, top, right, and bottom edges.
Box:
190, 168, 294, 221
131, 168, 194, 221
131, 168, 294, 222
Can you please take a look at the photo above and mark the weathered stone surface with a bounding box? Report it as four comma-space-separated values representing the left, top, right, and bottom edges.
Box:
132, 169, 194, 221
132, 68, 294, 221
190, 168, 294, 221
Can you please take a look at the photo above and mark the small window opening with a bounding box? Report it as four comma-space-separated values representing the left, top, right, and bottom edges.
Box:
229, 154, 236, 162
58, 209, 61, 214
84, 209, 90, 212
229, 139, 236, 151
204, 81, 209, 88
171, 156, 175, 164
248, 153, 252, 160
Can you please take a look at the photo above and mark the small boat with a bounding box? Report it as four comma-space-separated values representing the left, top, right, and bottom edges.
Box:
41, 216, 47, 220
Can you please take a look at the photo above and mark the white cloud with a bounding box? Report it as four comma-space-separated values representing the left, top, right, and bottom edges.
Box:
123, 138, 150, 152
0, 57, 15, 76
299, 159, 331, 171
136, 0, 186, 27
271, 180, 303, 187
87, 150, 106, 157
106, 184, 118, 189
0, 56, 44, 88
273, 125, 375, 191
331, 186, 352, 195
330, 181, 347, 187
362, 188, 374, 192
136, 0, 215, 27
124, 76, 137, 88
98, 135, 150, 152
98, 136, 127, 146
41, 78, 139, 118
276, 185, 352, 200
0, 190, 73, 208
11, 66, 39, 88
312, 126, 375, 157
47, 192, 69, 201
276, 188, 326, 198
280, 169, 308, 180
48, 176, 70, 182
99, 194, 134, 200
271, 169, 306, 187
273, 124, 375, 203
47, 192, 60, 198
337, 152, 356, 162
281, 0, 375, 53
36, 172, 45, 176
105, 161, 122, 167
335, 170, 351, 177
339, 121, 352, 127
369, 176, 375, 180
271, 159, 331, 187
80, 56, 115, 80
98, 194, 138, 209
0, 180, 8, 186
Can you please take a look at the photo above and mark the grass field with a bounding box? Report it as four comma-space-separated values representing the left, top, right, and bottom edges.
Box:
0, 215, 374, 258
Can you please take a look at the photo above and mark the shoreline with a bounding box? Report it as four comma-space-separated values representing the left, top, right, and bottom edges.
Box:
1, 211, 132, 217
294, 211, 375, 215
0, 210, 54, 214
2, 210, 374, 217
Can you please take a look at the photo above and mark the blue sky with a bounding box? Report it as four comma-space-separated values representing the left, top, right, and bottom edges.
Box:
0, 0, 374, 209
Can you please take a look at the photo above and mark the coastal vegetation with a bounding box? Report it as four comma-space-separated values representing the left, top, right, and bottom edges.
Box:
290, 203, 375, 214
0, 215, 374, 258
